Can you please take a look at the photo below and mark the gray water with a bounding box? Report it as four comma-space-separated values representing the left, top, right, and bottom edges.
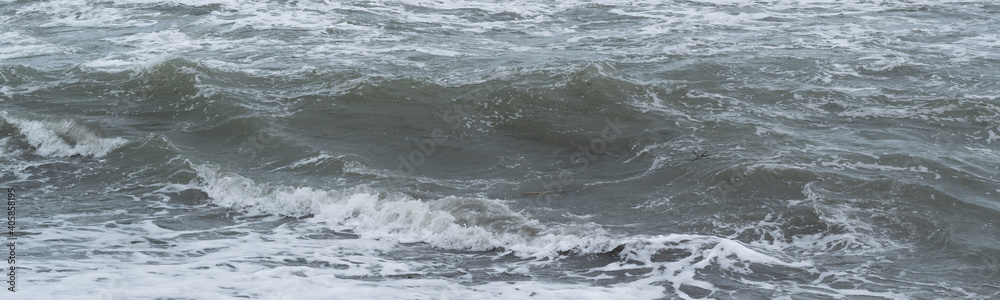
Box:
1, 0, 999, 299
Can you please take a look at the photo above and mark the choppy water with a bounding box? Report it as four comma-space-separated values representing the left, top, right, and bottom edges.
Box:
2, 0, 999, 299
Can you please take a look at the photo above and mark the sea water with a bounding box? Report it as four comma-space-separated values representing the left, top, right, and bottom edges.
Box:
1, 1, 999, 299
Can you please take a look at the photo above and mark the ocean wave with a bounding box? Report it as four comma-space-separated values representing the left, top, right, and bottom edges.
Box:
0, 111, 128, 158
189, 163, 837, 298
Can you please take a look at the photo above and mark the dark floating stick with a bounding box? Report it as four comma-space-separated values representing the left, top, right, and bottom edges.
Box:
691, 150, 710, 162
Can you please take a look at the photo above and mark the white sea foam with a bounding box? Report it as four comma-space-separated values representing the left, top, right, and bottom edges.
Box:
185, 163, 833, 299
9, 176, 727, 299
12, 177, 856, 299
195, 163, 620, 257
4, 0, 988, 87
0, 111, 128, 158
16, 217, 667, 299
0, 31, 62, 61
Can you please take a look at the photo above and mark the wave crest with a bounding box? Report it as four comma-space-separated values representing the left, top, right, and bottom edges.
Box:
1, 111, 127, 157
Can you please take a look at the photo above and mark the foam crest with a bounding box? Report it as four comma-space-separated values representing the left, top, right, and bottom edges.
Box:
193, 164, 620, 258
192, 164, 825, 298
0, 111, 128, 157
596, 235, 815, 299
194, 163, 817, 277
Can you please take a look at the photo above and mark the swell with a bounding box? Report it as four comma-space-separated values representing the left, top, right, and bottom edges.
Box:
6, 54, 996, 271
6, 59, 669, 195
9, 56, 995, 247
173, 59, 996, 258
